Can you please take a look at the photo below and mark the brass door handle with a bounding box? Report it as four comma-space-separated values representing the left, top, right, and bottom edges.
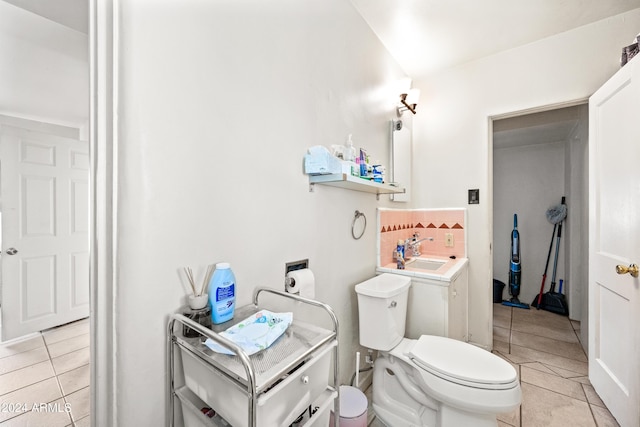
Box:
616, 264, 639, 278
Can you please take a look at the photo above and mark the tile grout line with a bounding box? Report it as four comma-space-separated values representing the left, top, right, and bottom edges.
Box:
509, 306, 513, 354
509, 326, 580, 343
0, 332, 68, 426
43, 332, 75, 427
0, 333, 45, 361
517, 363, 522, 427
582, 383, 601, 426
571, 321, 589, 361
513, 313, 598, 427
0, 320, 89, 426
509, 307, 522, 427
44, 322, 91, 426
508, 340, 588, 366
497, 309, 622, 426
581, 383, 618, 426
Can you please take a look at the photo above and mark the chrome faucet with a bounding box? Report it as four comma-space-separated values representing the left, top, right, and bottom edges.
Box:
408, 232, 434, 257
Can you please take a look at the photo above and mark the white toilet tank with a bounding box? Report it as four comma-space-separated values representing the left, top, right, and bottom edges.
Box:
355, 273, 411, 351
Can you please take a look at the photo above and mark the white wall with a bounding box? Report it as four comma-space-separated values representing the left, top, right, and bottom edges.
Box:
493, 141, 566, 306
112, 1, 407, 425
412, 9, 640, 348
0, 1, 88, 128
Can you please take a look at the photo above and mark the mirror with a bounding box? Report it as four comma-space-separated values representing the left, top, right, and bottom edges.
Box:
390, 119, 411, 202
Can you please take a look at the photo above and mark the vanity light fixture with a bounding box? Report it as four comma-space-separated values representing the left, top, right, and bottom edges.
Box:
397, 88, 420, 115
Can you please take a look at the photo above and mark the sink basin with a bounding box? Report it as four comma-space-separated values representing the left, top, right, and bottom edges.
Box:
407, 258, 447, 271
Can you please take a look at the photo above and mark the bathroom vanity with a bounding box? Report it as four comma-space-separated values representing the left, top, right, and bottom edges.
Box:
377, 257, 469, 341
167, 288, 339, 427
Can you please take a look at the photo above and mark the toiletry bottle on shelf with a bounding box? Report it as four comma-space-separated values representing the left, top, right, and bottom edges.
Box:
209, 263, 236, 324
345, 134, 358, 176
359, 148, 367, 177
345, 135, 356, 160
396, 240, 405, 269
372, 163, 384, 183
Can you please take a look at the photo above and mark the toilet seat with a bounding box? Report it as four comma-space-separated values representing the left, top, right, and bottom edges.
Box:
408, 335, 518, 390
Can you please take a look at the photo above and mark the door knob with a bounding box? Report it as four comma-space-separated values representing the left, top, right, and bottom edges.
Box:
615, 264, 639, 278
5, 248, 18, 255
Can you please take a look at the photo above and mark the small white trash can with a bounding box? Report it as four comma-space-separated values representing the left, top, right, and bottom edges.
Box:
330, 385, 368, 427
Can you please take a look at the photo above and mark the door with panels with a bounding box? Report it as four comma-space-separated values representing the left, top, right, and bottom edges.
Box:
1, 126, 89, 341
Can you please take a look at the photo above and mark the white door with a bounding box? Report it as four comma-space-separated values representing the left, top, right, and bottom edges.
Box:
1, 126, 89, 341
589, 56, 640, 426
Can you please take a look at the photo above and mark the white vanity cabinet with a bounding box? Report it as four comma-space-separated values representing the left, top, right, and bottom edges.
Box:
405, 261, 468, 342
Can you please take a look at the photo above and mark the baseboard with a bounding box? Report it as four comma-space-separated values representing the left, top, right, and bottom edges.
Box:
355, 368, 373, 393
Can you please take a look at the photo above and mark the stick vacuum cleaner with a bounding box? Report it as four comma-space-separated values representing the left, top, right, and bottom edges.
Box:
502, 214, 530, 309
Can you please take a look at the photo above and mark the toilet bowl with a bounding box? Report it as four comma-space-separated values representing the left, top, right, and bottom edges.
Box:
355, 273, 521, 427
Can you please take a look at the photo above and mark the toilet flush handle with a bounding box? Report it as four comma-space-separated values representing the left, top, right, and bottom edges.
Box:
388, 301, 397, 308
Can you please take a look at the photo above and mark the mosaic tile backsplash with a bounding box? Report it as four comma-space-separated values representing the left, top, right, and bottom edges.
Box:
378, 208, 466, 266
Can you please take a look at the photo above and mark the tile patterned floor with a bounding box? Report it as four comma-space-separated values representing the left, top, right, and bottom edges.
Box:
492, 303, 618, 427
1, 309, 619, 427
367, 305, 620, 427
0, 318, 90, 427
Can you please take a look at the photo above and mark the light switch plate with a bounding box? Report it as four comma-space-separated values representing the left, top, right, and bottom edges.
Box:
468, 189, 479, 204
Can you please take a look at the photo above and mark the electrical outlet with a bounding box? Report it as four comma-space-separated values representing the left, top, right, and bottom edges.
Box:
445, 233, 454, 247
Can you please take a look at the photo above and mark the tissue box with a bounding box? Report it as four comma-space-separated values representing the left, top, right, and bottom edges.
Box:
621, 34, 640, 67
304, 145, 342, 175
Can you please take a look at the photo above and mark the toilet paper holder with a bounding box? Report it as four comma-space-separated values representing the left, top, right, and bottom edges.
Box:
284, 259, 310, 293
285, 275, 296, 288
284, 267, 316, 298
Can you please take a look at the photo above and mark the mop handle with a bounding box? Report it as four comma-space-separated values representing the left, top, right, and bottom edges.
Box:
550, 220, 562, 290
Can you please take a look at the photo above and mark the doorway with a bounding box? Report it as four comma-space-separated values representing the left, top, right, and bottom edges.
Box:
0, 0, 91, 425
491, 103, 589, 351
0, 0, 90, 339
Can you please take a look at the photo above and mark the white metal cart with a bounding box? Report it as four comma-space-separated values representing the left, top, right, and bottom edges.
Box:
167, 288, 340, 427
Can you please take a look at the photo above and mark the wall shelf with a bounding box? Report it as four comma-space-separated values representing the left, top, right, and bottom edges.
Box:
309, 173, 405, 199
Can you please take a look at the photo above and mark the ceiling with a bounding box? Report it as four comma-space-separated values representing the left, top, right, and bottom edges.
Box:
2, 0, 636, 137
351, 0, 640, 78
493, 105, 586, 150
4, 0, 639, 76
2, 0, 87, 34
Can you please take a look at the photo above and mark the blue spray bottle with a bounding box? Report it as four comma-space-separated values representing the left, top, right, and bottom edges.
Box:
396, 239, 405, 269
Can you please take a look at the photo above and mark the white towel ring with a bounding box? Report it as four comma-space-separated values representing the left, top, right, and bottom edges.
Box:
352, 210, 367, 240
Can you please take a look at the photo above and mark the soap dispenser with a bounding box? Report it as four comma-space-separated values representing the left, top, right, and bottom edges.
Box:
345, 134, 358, 176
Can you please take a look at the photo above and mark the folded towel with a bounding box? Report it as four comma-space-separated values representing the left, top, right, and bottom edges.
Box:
204, 310, 293, 356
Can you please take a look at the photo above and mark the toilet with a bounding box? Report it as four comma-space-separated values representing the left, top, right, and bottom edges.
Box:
355, 273, 521, 427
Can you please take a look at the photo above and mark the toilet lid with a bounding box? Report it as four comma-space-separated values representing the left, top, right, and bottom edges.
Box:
408, 336, 517, 390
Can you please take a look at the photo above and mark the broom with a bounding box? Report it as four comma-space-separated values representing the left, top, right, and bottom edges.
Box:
532, 197, 569, 314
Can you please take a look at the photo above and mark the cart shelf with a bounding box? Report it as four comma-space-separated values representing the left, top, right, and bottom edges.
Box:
168, 288, 340, 427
